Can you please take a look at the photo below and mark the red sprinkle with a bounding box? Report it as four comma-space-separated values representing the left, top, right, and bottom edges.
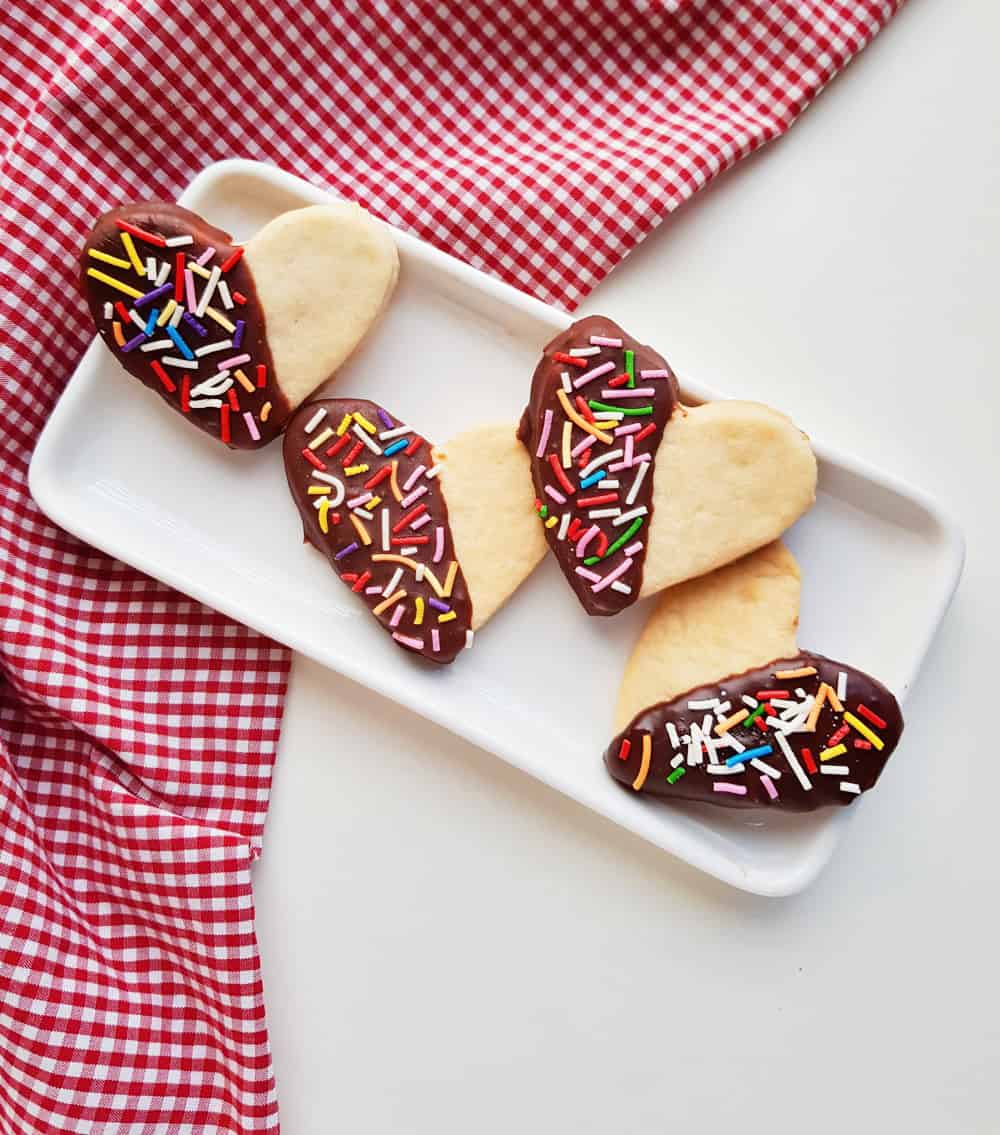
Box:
801, 748, 818, 775
856, 703, 887, 729
595, 531, 609, 557
232, 291, 247, 305
566, 518, 587, 541
227, 388, 240, 411
553, 352, 587, 368
607, 373, 630, 388
548, 453, 575, 494
180, 375, 190, 413
617, 738, 632, 762
405, 435, 424, 457
174, 253, 185, 302
827, 724, 850, 747
149, 360, 175, 393
391, 535, 429, 545
364, 465, 392, 489
256, 364, 267, 388
634, 423, 658, 444
326, 433, 352, 458
575, 395, 596, 423
114, 301, 130, 322
854, 739, 873, 750
576, 493, 618, 508
755, 691, 787, 700
342, 440, 364, 467
115, 219, 166, 247
220, 404, 231, 444
351, 570, 371, 593
340, 573, 358, 582
392, 503, 427, 533
220, 246, 245, 273
302, 448, 327, 470
577, 447, 592, 469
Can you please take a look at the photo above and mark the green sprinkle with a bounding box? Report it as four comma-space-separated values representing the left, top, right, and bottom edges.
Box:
587, 400, 652, 416
539, 504, 548, 519
583, 555, 600, 566
667, 767, 686, 784
625, 348, 635, 388
744, 701, 767, 727
603, 517, 644, 560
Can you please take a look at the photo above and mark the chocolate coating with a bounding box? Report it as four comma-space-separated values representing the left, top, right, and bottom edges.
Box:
80, 202, 287, 449
517, 316, 679, 616
283, 398, 472, 664
605, 653, 903, 811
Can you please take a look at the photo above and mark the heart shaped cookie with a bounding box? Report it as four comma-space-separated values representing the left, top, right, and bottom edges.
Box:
518, 317, 817, 614
80, 202, 398, 449
604, 543, 904, 811
283, 399, 546, 663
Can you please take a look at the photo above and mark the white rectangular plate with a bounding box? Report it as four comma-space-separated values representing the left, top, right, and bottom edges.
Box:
31, 159, 963, 895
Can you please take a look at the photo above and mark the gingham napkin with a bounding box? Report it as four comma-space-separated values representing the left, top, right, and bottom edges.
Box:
0, 2, 902, 1130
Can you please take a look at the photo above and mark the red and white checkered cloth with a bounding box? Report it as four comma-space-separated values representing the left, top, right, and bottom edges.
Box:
0, 1, 902, 1130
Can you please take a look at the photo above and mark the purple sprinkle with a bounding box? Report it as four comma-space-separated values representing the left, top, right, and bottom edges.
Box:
120, 332, 147, 352
232, 319, 245, 349
428, 598, 450, 613
182, 312, 208, 338
133, 283, 173, 308
334, 542, 359, 561
377, 407, 394, 428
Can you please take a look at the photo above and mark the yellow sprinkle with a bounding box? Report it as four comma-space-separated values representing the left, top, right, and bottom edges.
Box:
307, 486, 330, 495
820, 743, 847, 762
775, 666, 818, 680
368, 495, 382, 510
260, 401, 272, 422
545, 515, 558, 528
336, 413, 353, 436
370, 553, 446, 597
119, 230, 145, 275
442, 560, 458, 597
352, 412, 376, 434
350, 514, 371, 546
414, 596, 424, 625
309, 426, 334, 450
204, 306, 235, 333
318, 498, 331, 534
112, 321, 125, 347
561, 420, 572, 468
344, 464, 369, 476
715, 708, 749, 736
88, 248, 132, 270
844, 712, 884, 751
372, 588, 406, 616
188, 261, 212, 279
156, 299, 177, 326
234, 368, 255, 393
85, 267, 143, 299
438, 611, 457, 623
389, 460, 403, 502
556, 388, 613, 444
632, 733, 652, 791
821, 682, 844, 713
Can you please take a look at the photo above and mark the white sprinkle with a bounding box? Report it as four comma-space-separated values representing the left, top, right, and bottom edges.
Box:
625, 459, 650, 506
597, 479, 620, 489
560, 371, 572, 393
535, 408, 553, 458
303, 407, 327, 433
383, 567, 404, 597
189, 398, 222, 408
569, 346, 601, 357
721, 732, 746, 754
191, 373, 233, 397
312, 472, 345, 505
139, 338, 172, 351
398, 545, 418, 556
169, 304, 185, 328
688, 699, 719, 711
155, 260, 171, 287
146, 256, 157, 280
742, 695, 759, 709
580, 449, 623, 478
775, 731, 812, 790
130, 311, 149, 331
594, 411, 624, 422
751, 759, 782, 778
557, 512, 571, 540
706, 764, 740, 775
424, 465, 442, 479
666, 721, 681, 749
769, 698, 798, 710
103, 301, 113, 320
353, 424, 382, 453
165, 234, 194, 247
840, 782, 861, 795
378, 425, 412, 441
820, 765, 850, 776
714, 701, 732, 717
612, 506, 647, 527
465, 629, 475, 649
670, 752, 684, 768
381, 509, 390, 551
414, 563, 425, 582
195, 265, 221, 317
159, 356, 198, 369
217, 279, 234, 310
353, 508, 374, 520
837, 671, 848, 702
588, 508, 620, 519
194, 340, 233, 357
610, 581, 632, 595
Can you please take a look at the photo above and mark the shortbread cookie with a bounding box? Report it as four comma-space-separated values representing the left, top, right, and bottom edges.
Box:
80, 202, 398, 448
518, 317, 817, 615
605, 543, 903, 811
284, 400, 545, 663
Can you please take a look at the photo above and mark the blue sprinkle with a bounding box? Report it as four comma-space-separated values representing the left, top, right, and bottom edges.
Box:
726, 744, 773, 768
382, 438, 409, 457
166, 324, 194, 360
579, 471, 606, 489
144, 309, 159, 335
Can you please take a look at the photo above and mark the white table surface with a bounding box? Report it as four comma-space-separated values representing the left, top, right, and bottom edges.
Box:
252, 2, 999, 1131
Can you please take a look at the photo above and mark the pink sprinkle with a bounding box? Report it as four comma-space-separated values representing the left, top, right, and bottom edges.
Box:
411, 513, 432, 531
575, 524, 600, 558
347, 492, 373, 508
614, 422, 643, 436
400, 484, 428, 509
640, 369, 671, 378
608, 454, 651, 473
196, 246, 216, 265
433, 526, 445, 563
216, 354, 251, 371
575, 566, 601, 582
714, 783, 748, 795
403, 464, 426, 491
389, 604, 404, 628
431, 628, 440, 652
590, 336, 623, 347
185, 268, 197, 311
365, 586, 382, 595
535, 408, 553, 457
393, 632, 424, 650
623, 435, 634, 466
591, 556, 633, 593
624, 541, 644, 556
545, 485, 566, 504
599, 388, 656, 399
760, 775, 779, 800
572, 360, 616, 389
571, 434, 594, 458
242, 412, 260, 441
